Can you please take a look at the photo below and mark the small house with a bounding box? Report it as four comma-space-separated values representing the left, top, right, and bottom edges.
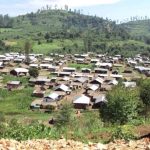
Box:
30, 99, 42, 109
63, 67, 76, 73
36, 76, 51, 85
73, 77, 88, 85
123, 81, 136, 88
86, 84, 99, 92
32, 90, 45, 98
73, 95, 90, 109
81, 68, 91, 73
44, 93, 60, 102
54, 84, 71, 94
0, 62, 4, 69
94, 68, 108, 74
40, 64, 51, 69
93, 95, 107, 108
57, 72, 71, 77
110, 74, 123, 80
10, 68, 28, 76
7, 81, 21, 90
29, 64, 39, 68
95, 62, 112, 70
90, 77, 104, 86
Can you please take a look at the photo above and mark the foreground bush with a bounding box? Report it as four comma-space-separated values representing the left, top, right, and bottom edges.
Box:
111, 125, 136, 141
139, 79, 150, 116
100, 85, 140, 124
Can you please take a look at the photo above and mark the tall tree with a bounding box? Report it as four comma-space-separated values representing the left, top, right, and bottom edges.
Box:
24, 41, 31, 64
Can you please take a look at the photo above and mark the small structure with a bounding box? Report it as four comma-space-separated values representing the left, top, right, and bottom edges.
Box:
123, 81, 136, 88
36, 76, 51, 85
73, 77, 88, 84
95, 62, 112, 70
93, 95, 107, 108
44, 93, 60, 102
81, 68, 91, 73
63, 67, 76, 73
90, 77, 104, 85
0, 62, 4, 69
86, 84, 99, 91
108, 79, 118, 85
40, 64, 51, 69
54, 84, 71, 94
110, 74, 123, 80
10, 68, 28, 76
32, 90, 45, 98
30, 99, 42, 109
7, 81, 21, 90
73, 95, 90, 109
94, 68, 108, 74
29, 64, 39, 68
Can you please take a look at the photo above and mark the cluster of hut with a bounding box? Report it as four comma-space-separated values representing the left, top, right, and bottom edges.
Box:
0, 52, 149, 110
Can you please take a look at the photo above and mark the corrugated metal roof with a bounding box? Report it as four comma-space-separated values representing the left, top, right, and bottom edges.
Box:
73, 95, 90, 104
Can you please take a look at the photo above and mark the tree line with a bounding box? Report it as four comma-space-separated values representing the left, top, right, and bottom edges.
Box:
0, 14, 13, 28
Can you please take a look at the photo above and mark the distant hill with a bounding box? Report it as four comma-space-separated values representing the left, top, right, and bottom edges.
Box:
122, 20, 150, 36
2, 9, 129, 40
0, 9, 150, 56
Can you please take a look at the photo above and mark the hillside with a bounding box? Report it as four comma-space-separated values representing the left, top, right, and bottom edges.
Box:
0, 9, 150, 56
122, 20, 150, 37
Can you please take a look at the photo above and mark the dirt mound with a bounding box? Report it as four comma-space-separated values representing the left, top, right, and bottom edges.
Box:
0, 138, 149, 150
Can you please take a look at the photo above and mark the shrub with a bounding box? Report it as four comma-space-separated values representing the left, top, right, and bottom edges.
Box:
29, 67, 39, 78
100, 85, 140, 124
139, 79, 150, 116
55, 103, 74, 129
111, 125, 136, 141
0, 112, 5, 122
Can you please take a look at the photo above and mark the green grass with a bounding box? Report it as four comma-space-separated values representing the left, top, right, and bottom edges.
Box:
0, 28, 19, 33
68, 63, 94, 70
33, 42, 62, 54
0, 76, 53, 121
2, 75, 28, 85
0, 87, 33, 113
0, 87, 51, 121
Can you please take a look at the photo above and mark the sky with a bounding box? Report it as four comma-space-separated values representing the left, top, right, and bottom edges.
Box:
0, 0, 150, 21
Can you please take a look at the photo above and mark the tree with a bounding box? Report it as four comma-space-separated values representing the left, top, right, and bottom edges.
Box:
24, 41, 31, 64
44, 32, 50, 40
139, 79, 150, 116
29, 67, 39, 78
100, 85, 140, 124
55, 103, 74, 128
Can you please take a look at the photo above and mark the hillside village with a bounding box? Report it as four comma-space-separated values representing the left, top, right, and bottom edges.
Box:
0, 52, 149, 115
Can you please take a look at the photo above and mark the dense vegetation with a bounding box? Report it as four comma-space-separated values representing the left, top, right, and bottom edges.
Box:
100, 85, 140, 124
0, 9, 150, 56
0, 14, 13, 28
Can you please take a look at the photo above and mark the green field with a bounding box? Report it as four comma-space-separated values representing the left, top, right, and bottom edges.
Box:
68, 63, 93, 70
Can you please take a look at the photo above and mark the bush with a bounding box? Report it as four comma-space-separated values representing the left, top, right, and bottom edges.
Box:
111, 125, 136, 141
29, 67, 39, 78
0, 112, 6, 122
55, 103, 74, 129
100, 85, 140, 124
139, 79, 150, 116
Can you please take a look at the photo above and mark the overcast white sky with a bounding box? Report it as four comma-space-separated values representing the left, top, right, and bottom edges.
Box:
0, 0, 150, 21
